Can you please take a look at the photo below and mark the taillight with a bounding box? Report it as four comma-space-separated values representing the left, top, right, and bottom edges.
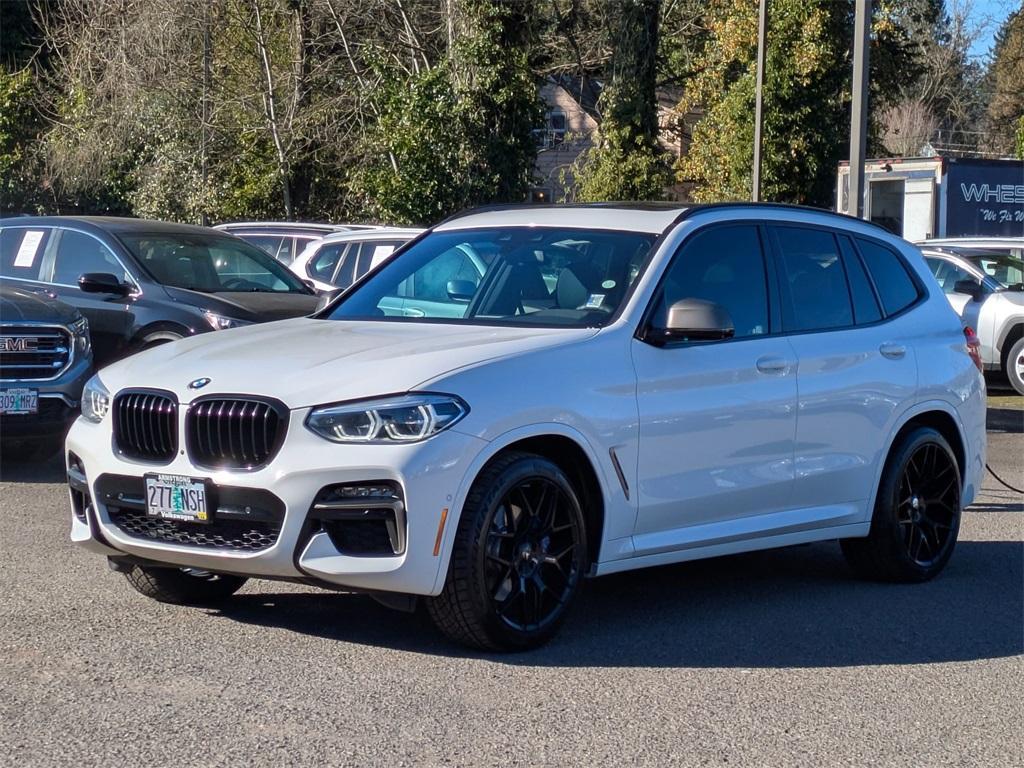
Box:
964, 326, 983, 372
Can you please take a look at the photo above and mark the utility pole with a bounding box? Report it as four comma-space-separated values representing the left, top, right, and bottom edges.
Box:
752, 0, 768, 202
848, 0, 871, 218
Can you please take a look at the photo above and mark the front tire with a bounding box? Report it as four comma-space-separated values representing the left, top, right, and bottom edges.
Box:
427, 451, 587, 651
842, 427, 961, 582
1004, 336, 1024, 396
123, 564, 247, 605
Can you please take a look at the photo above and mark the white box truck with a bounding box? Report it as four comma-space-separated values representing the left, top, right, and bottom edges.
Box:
837, 156, 1024, 240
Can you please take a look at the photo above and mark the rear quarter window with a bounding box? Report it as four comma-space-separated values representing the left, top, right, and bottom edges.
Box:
855, 238, 921, 317
0, 227, 53, 280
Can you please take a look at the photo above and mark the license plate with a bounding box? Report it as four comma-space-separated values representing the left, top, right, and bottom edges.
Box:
144, 474, 211, 523
0, 388, 38, 415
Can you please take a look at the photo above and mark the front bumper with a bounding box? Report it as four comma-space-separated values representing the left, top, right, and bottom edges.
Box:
66, 410, 487, 596
1, 354, 91, 440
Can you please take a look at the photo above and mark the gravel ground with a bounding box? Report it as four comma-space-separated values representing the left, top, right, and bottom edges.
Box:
0, 404, 1020, 767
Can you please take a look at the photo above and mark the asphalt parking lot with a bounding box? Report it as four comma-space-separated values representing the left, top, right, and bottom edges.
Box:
1, 398, 1021, 767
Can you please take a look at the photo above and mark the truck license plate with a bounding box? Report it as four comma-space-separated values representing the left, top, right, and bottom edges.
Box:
144, 474, 211, 523
0, 388, 38, 415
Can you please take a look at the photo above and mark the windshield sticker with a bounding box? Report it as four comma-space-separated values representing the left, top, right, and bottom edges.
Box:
13, 230, 45, 268
601, 279, 616, 290
585, 294, 605, 309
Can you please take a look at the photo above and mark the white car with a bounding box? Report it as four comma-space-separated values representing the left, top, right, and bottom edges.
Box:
290, 228, 423, 293
67, 203, 986, 650
918, 238, 1024, 394
213, 222, 377, 265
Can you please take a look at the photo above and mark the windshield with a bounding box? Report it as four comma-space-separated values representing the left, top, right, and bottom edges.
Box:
958, 251, 1024, 290
119, 232, 311, 293
325, 227, 657, 327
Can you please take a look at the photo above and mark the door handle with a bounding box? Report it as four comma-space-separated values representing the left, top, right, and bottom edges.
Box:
755, 355, 792, 375
879, 343, 906, 360
404, 307, 425, 317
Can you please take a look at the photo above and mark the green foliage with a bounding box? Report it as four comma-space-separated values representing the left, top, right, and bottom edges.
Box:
677, 0, 919, 205
1017, 115, 1024, 159
353, 0, 542, 224
0, 69, 42, 212
351, 67, 473, 225
988, 9, 1024, 156
573, 0, 670, 201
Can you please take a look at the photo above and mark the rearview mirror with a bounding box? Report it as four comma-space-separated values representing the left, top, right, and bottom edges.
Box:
446, 279, 476, 303
646, 298, 735, 346
79, 272, 130, 297
953, 279, 985, 301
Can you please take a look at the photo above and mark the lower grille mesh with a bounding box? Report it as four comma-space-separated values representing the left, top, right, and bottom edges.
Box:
108, 506, 281, 552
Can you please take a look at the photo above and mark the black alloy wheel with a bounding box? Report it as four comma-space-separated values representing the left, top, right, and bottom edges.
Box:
842, 427, 962, 582
427, 451, 587, 651
894, 442, 959, 567
485, 476, 582, 633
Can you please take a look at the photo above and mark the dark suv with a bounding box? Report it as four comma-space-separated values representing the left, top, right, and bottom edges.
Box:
1, 283, 93, 459
0, 217, 319, 367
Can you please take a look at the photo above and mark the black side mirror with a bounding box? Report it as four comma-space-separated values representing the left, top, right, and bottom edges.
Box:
301, 279, 317, 293
446, 279, 476, 303
953, 279, 985, 301
79, 272, 130, 297
646, 298, 735, 346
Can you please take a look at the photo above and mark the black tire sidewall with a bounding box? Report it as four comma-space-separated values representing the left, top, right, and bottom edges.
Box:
871, 427, 962, 581
466, 456, 588, 650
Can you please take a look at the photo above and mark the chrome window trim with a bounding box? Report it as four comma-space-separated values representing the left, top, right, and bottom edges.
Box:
0, 320, 77, 382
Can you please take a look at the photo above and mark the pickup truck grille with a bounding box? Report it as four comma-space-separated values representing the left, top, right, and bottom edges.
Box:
186, 397, 287, 469
113, 390, 179, 463
0, 326, 71, 380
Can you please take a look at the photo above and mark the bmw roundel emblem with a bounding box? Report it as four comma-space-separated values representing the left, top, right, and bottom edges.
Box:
188, 377, 212, 390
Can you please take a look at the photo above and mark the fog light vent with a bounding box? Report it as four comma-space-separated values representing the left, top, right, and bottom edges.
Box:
309, 481, 405, 556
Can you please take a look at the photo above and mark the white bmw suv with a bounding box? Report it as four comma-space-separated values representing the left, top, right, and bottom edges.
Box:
67, 203, 986, 650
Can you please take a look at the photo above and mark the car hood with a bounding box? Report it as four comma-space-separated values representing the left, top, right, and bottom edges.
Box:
161, 286, 320, 322
0, 283, 80, 325
98, 318, 597, 407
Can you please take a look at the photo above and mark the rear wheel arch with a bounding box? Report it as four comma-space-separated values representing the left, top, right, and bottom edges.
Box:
886, 408, 967, 485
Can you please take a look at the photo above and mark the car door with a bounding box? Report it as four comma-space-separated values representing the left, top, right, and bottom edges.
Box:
631, 223, 798, 554
770, 225, 919, 523
45, 228, 137, 365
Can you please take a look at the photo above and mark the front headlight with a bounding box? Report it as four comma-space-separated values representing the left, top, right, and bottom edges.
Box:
306, 394, 469, 444
70, 316, 91, 355
202, 311, 251, 331
81, 374, 111, 423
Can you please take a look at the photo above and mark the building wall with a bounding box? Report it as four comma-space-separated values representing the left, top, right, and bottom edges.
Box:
532, 82, 599, 203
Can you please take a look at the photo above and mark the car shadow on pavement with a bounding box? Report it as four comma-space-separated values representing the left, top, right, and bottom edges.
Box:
0, 454, 65, 484
987, 407, 1023, 433
212, 539, 1023, 668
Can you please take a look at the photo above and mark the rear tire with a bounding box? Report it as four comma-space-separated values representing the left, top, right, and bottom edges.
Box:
842, 427, 961, 582
1004, 336, 1024, 396
426, 451, 587, 651
124, 564, 247, 605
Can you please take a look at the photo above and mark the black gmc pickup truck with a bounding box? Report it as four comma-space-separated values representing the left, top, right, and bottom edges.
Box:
0, 284, 93, 460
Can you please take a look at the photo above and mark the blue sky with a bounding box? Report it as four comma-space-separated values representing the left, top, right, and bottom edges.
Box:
967, 0, 1021, 60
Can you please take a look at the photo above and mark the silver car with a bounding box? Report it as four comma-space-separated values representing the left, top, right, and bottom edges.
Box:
920, 241, 1024, 394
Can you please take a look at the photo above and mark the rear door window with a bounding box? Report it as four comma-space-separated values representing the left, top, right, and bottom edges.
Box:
838, 236, 882, 324
0, 227, 53, 280
855, 238, 920, 316
772, 226, 854, 332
